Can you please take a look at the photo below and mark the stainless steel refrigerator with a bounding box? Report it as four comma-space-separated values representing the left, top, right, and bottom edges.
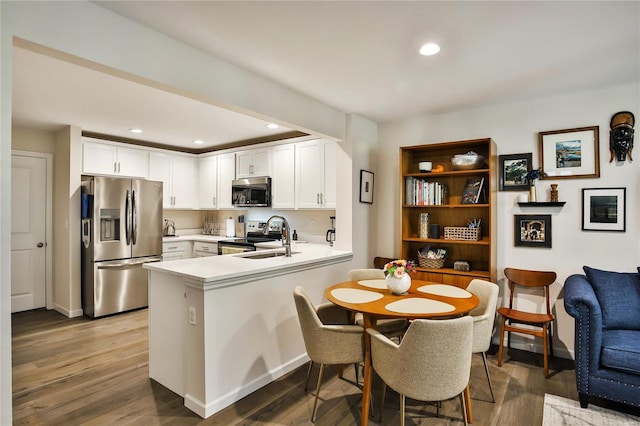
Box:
81, 176, 163, 317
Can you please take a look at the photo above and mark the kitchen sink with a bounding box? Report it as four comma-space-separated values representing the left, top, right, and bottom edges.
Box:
236, 250, 299, 259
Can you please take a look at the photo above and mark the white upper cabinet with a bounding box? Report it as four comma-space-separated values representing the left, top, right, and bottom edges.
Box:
217, 153, 236, 209
82, 139, 148, 178
295, 139, 336, 209
270, 143, 295, 209
149, 152, 197, 209
235, 147, 270, 178
198, 155, 218, 209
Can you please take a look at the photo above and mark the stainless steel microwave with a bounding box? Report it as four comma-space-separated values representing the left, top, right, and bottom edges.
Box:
231, 177, 272, 207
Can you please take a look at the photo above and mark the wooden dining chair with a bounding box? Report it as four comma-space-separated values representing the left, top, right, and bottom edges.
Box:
497, 267, 557, 378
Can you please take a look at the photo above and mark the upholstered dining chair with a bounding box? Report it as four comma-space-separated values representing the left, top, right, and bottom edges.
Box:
367, 316, 473, 426
497, 267, 557, 378
466, 279, 499, 402
348, 269, 409, 339
293, 286, 364, 422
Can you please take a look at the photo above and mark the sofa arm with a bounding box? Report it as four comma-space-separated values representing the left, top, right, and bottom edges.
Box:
564, 274, 604, 388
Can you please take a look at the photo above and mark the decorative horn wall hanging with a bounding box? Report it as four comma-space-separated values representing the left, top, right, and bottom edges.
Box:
609, 111, 635, 162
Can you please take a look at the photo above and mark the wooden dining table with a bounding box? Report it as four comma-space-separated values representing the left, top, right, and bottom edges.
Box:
325, 278, 480, 425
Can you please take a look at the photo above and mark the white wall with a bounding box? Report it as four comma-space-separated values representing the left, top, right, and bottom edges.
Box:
378, 82, 640, 358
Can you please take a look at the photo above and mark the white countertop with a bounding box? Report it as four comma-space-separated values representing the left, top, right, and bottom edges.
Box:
163, 234, 228, 243
146, 242, 352, 286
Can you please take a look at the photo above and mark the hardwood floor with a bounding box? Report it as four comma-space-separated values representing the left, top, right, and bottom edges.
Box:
10, 308, 636, 425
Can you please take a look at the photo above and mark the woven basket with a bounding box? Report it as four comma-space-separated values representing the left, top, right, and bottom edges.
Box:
444, 226, 481, 241
417, 252, 446, 269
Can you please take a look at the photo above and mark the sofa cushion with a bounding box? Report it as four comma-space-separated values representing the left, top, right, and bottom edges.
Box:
583, 266, 640, 330
601, 330, 640, 375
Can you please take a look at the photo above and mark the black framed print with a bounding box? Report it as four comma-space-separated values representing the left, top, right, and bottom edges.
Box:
582, 187, 626, 232
514, 214, 552, 248
499, 153, 532, 191
359, 170, 374, 204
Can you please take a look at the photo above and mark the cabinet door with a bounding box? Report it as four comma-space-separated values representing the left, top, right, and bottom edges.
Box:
148, 152, 173, 208
322, 141, 336, 208
270, 144, 295, 209
217, 153, 236, 209
83, 141, 118, 175
235, 148, 270, 178
171, 155, 197, 209
198, 155, 218, 209
116, 146, 148, 178
295, 139, 324, 208
251, 148, 271, 176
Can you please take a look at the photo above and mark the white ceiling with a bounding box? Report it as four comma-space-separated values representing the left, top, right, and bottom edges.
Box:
12, 1, 640, 150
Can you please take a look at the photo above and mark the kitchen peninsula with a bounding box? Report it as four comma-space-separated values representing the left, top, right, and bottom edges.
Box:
143, 243, 353, 418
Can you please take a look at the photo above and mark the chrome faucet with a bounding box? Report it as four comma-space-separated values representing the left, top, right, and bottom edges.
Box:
264, 215, 292, 257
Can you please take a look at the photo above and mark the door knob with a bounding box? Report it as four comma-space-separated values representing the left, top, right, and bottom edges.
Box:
37, 242, 44, 248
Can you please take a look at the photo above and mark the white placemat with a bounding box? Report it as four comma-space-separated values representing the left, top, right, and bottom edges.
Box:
331, 288, 383, 304
385, 298, 454, 314
417, 284, 472, 298
357, 279, 388, 290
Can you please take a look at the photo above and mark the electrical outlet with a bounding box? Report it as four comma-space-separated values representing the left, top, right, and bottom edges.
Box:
188, 306, 197, 325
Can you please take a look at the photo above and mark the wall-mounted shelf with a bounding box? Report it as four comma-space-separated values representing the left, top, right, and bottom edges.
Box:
518, 202, 566, 207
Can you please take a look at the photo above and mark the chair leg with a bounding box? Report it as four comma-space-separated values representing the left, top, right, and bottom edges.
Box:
311, 363, 325, 422
460, 392, 468, 426
481, 352, 495, 403
304, 361, 313, 391
548, 321, 554, 358
378, 382, 387, 422
400, 394, 406, 426
354, 362, 359, 385
497, 317, 506, 367
542, 324, 549, 378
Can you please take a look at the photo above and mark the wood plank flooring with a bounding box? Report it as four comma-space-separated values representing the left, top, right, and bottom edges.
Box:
11, 308, 638, 425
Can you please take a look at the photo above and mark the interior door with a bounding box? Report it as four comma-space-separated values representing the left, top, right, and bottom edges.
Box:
11, 155, 47, 312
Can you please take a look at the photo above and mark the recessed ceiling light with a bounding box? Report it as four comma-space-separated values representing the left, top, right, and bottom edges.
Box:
266, 123, 279, 129
129, 128, 143, 134
193, 139, 204, 145
419, 42, 441, 56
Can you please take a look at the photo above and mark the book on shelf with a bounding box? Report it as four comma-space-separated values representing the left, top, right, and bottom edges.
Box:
461, 177, 485, 204
404, 177, 447, 205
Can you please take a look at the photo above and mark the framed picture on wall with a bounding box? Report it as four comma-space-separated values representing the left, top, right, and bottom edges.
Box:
538, 126, 600, 179
582, 187, 626, 232
499, 153, 532, 191
359, 170, 374, 204
514, 214, 552, 248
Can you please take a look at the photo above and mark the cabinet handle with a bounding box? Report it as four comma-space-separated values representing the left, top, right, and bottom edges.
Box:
320, 193, 324, 204
114, 162, 117, 173
316, 193, 320, 204
118, 162, 121, 173
213, 196, 216, 206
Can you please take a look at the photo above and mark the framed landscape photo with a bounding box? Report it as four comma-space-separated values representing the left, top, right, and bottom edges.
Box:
514, 214, 552, 248
359, 170, 374, 204
538, 126, 599, 179
582, 187, 626, 232
499, 153, 532, 191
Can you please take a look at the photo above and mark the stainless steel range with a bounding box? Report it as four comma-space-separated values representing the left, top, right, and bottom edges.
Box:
217, 220, 282, 255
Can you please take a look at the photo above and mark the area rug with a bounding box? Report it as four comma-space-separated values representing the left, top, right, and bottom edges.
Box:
543, 394, 639, 426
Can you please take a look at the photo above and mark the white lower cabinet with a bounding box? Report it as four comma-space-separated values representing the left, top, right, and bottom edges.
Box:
162, 241, 192, 261
192, 241, 217, 257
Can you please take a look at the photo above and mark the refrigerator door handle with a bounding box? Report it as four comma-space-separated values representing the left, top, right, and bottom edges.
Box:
96, 256, 162, 269
125, 189, 132, 246
132, 189, 138, 245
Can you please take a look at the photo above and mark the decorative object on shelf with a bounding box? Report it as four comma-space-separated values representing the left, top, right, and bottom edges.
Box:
419, 213, 430, 238
453, 260, 471, 272
550, 184, 559, 202
538, 126, 600, 179
525, 169, 540, 202
499, 153, 533, 191
609, 111, 635, 163
461, 176, 486, 204
416, 247, 446, 269
451, 151, 485, 170
429, 223, 440, 239
518, 193, 529, 203
383, 259, 415, 295
419, 161, 433, 172
581, 187, 626, 232
359, 170, 374, 204
444, 224, 481, 241
514, 214, 552, 248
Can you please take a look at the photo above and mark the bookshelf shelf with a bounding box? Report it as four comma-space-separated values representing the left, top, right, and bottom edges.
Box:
400, 139, 497, 287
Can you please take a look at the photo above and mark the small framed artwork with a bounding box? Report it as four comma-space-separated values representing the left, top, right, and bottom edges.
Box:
514, 214, 552, 248
538, 126, 600, 179
582, 187, 626, 232
359, 170, 374, 204
499, 153, 532, 191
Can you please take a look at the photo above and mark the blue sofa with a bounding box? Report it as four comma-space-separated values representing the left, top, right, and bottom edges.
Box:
564, 266, 640, 408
